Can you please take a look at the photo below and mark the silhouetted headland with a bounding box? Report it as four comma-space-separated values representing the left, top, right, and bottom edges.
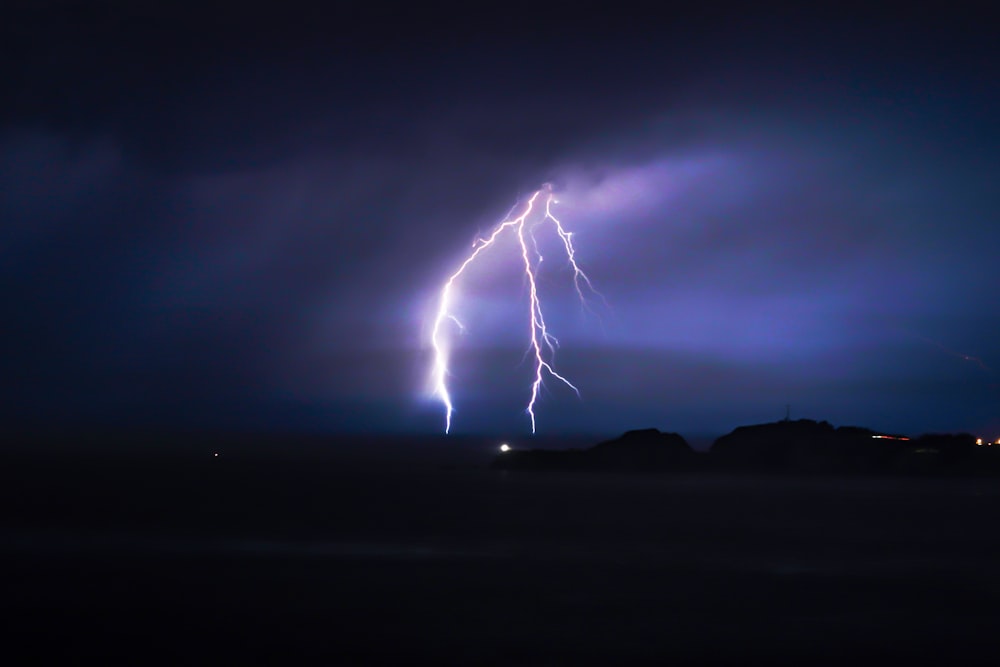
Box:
492, 419, 998, 476
492, 428, 696, 472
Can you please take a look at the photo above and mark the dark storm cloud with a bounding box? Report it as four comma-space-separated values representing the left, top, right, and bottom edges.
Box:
2, 2, 997, 436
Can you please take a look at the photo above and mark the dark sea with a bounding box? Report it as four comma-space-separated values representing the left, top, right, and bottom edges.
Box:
4, 434, 1000, 665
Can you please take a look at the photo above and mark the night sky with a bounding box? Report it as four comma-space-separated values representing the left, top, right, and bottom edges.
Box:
2, 2, 997, 439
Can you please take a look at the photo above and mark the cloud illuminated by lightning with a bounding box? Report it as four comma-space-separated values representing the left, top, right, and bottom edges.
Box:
430, 185, 603, 433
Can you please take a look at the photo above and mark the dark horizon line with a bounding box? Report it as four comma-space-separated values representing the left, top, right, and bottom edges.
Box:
4, 416, 990, 444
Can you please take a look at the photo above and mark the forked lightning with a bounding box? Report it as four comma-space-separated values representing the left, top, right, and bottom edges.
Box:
430, 185, 602, 433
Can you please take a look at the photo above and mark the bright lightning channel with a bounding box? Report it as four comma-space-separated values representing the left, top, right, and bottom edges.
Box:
430, 185, 602, 434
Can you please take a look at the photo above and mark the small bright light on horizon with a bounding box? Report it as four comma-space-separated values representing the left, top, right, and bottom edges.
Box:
499, 443, 511, 453
976, 438, 983, 446
214, 452, 219, 457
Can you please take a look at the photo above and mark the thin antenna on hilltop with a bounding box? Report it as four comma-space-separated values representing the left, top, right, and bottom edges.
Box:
784, 404, 791, 422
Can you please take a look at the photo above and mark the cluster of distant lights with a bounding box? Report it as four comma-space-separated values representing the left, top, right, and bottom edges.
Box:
499, 436, 1000, 451
871, 435, 1000, 447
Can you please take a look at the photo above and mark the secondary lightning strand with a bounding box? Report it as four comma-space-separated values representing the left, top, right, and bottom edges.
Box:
544, 195, 608, 311
430, 187, 601, 434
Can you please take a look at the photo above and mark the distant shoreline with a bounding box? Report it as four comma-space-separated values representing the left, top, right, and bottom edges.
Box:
491, 420, 1000, 477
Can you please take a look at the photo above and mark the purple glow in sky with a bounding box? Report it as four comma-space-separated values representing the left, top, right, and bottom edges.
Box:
1, 3, 996, 439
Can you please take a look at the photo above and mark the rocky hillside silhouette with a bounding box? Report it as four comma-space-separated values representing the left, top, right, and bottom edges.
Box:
711, 419, 977, 474
491, 428, 695, 472
491, 419, 992, 475
711, 419, 853, 472
589, 428, 695, 470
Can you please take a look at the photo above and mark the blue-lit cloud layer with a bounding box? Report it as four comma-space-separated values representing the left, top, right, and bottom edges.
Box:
1, 5, 996, 438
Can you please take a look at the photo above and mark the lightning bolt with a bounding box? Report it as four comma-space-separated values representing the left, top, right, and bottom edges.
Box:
888, 323, 994, 374
430, 185, 603, 434
915, 334, 992, 373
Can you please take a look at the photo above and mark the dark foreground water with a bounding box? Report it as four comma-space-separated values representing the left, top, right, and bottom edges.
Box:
3, 439, 1000, 664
